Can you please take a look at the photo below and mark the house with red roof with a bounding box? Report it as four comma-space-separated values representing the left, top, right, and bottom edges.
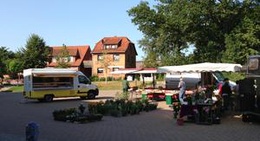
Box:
92, 36, 137, 78
47, 45, 92, 77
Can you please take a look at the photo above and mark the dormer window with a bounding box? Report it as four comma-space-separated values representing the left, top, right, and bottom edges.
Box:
111, 45, 117, 48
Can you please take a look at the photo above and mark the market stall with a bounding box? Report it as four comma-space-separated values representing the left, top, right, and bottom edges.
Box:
158, 62, 242, 125
111, 68, 166, 100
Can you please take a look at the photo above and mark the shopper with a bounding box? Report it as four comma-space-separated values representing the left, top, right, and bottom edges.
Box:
178, 77, 186, 104
122, 76, 129, 93
221, 78, 232, 111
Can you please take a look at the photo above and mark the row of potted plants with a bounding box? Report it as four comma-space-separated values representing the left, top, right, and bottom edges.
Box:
88, 99, 158, 117
52, 99, 158, 123
52, 104, 103, 123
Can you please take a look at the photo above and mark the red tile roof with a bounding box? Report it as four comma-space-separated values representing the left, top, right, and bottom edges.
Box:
103, 38, 122, 45
48, 45, 91, 67
92, 36, 137, 54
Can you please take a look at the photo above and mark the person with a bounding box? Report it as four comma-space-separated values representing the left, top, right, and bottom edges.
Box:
177, 77, 197, 125
221, 78, 232, 111
195, 81, 203, 101
178, 77, 186, 104
122, 76, 129, 93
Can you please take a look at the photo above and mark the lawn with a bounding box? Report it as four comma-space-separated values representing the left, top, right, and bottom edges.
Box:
7, 79, 156, 93
8, 81, 144, 92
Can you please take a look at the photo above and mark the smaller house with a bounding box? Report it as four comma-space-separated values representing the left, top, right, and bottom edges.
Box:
47, 45, 92, 77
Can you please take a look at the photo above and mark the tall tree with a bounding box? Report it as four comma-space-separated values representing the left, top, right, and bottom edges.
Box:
56, 44, 70, 68
21, 34, 49, 69
128, 0, 259, 65
222, 0, 260, 64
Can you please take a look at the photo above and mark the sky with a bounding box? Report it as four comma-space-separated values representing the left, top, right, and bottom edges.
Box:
0, 0, 157, 61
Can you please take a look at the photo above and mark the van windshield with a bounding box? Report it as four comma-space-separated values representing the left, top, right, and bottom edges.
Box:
213, 72, 225, 82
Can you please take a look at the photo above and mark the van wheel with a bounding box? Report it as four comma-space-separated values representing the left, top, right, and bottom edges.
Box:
44, 95, 53, 102
88, 91, 96, 99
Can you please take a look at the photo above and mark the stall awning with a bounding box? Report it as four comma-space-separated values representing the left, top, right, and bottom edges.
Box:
110, 68, 140, 74
110, 68, 158, 74
132, 68, 158, 74
158, 62, 242, 73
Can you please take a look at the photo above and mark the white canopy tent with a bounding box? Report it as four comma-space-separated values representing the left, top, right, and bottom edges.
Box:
110, 69, 138, 74
158, 62, 242, 88
111, 68, 158, 88
158, 62, 242, 73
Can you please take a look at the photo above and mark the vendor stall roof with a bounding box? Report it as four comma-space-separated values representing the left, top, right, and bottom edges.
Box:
132, 68, 158, 74
110, 68, 139, 74
110, 68, 158, 74
158, 62, 242, 73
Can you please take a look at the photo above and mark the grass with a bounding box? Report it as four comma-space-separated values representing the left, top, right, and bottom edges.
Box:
93, 81, 144, 90
7, 80, 155, 93
7, 81, 143, 92
9, 85, 23, 92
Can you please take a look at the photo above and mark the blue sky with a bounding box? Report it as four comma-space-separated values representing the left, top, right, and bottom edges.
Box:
0, 0, 157, 61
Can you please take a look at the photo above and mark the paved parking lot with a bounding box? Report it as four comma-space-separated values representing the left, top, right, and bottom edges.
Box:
0, 91, 260, 141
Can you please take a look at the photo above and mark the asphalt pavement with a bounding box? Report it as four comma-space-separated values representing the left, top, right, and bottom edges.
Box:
0, 90, 260, 141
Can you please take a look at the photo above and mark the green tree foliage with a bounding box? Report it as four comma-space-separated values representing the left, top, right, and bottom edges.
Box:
0, 47, 15, 77
223, 0, 260, 64
6, 59, 23, 78
21, 34, 49, 69
56, 44, 70, 68
128, 0, 260, 66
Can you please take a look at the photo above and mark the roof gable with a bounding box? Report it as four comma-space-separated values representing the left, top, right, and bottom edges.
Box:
92, 36, 137, 55
102, 37, 122, 45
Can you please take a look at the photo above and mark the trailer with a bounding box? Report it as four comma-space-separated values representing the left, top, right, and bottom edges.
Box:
239, 55, 260, 122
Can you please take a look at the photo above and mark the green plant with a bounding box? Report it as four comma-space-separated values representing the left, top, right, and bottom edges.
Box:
53, 107, 103, 123
87, 99, 158, 118
52, 108, 77, 121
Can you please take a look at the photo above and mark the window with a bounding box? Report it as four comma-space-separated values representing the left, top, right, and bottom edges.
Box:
78, 75, 90, 84
113, 54, 120, 61
97, 68, 104, 73
248, 58, 259, 70
112, 67, 119, 71
98, 54, 103, 61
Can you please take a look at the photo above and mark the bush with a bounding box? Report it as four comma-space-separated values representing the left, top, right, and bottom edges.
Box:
90, 75, 99, 81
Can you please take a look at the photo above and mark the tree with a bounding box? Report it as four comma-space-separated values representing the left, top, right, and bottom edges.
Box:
56, 44, 70, 68
128, 0, 259, 65
0, 46, 15, 77
6, 59, 23, 78
99, 50, 113, 82
222, 0, 260, 64
21, 34, 49, 69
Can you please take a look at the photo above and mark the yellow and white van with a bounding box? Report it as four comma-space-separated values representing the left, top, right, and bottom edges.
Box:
23, 68, 99, 102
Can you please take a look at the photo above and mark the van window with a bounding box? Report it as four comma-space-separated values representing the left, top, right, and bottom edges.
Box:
78, 75, 90, 84
213, 72, 224, 82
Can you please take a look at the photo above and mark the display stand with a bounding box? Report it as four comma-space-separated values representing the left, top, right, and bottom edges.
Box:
195, 103, 213, 125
